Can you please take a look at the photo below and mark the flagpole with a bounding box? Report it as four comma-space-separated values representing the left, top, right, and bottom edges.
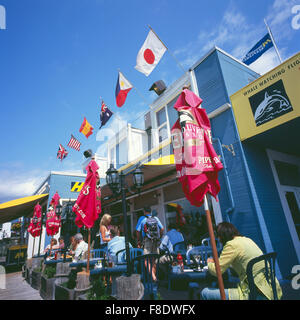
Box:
87, 228, 91, 274
264, 18, 282, 64
148, 25, 186, 73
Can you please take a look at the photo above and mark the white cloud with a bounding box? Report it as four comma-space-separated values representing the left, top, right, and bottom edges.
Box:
174, 1, 295, 75
249, 50, 280, 74
0, 168, 48, 203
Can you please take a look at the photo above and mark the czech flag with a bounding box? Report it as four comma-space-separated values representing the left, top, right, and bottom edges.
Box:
115, 71, 133, 107
79, 117, 94, 138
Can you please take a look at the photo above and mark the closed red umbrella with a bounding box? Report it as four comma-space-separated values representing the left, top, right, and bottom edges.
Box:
73, 159, 101, 273
171, 88, 226, 300
27, 202, 42, 257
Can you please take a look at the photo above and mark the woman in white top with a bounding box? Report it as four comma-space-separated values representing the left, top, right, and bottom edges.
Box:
99, 214, 112, 246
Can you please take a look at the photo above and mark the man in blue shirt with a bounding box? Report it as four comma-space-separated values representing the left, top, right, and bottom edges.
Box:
107, 226, 132, 264
160, 223, 184, 254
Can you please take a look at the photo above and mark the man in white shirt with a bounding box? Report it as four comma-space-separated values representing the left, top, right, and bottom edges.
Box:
73, 233, 88, 261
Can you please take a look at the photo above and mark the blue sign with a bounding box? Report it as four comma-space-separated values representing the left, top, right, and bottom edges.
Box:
242, 33, 274, 65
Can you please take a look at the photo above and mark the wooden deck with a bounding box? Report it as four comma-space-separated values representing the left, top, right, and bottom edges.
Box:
0, 272, 42, 300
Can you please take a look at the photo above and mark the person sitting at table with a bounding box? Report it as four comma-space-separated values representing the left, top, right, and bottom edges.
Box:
158, 223, 184, 280
107, 226, 133, 264
68, 236, 77, 255
73, 233, 88, 261
44, 238, 59, 255
58, 237, 65, 250
160, 223, 185, 254
200, 222, 283, 300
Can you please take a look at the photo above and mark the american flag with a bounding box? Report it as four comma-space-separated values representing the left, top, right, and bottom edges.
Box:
67, 134, 81, 151
57, 144, 68, 161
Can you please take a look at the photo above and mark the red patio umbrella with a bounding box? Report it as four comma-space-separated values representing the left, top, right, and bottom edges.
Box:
73, 159, 101, 273
171, 88, 226, 300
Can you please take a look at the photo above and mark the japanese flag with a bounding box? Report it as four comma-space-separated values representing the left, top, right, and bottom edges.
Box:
135, 30, 167, 76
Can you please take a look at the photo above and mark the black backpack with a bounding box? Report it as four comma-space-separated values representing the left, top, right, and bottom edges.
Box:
144, 216, 160, 240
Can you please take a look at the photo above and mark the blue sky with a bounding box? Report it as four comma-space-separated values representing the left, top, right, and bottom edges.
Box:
0, 0, 299, 203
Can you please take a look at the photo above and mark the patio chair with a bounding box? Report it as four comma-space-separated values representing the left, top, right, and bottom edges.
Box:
131, 253, 160, 300
115, 248, 144, 265
92, 248, 107, 259
173, 241, 187, 254
201, 237, 223, 253
186, 245, 212, 269
246, 252, 279, 300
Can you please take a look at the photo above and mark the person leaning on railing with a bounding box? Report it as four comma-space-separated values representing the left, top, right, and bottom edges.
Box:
200, 222, 282, 300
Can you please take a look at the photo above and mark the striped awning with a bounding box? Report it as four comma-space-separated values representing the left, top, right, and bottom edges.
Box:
0, 194, 49, 224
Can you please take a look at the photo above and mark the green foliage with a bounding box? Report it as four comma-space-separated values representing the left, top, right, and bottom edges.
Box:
65, 270, 77, 289
87, 279, 111, 300
43, 265, 56, 279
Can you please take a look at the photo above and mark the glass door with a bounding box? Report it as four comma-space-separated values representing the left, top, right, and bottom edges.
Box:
283, 187, 300, 242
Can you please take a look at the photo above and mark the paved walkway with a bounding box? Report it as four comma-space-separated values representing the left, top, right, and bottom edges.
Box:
0, 272, 42, 300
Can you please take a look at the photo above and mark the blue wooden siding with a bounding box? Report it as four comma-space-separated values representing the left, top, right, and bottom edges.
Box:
217, 50, 260, 97
243, 142, 298, 278
194, 51, 229, 114
210, 109, 265, 251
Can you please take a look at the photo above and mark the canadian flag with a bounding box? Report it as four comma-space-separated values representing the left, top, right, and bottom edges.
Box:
135, 30, 167, 76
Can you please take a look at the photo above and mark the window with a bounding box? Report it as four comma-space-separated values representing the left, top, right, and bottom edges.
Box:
156, 107, 167, 127
274, 161, 300, 187
167, 96, 179, 128
156, 107, 168, 143
116, 139, 127, 169
110, 147, 115, 166
165, 199, 210, 246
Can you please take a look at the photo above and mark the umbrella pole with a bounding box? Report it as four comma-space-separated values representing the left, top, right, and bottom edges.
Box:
87, 228, 91, 274
204, 195, 226, 300
32, 237, 35, 258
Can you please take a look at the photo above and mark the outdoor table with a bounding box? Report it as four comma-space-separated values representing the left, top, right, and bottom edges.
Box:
168, 267, 212, 290
69, 258, 103, 269
44, 258, 72, 265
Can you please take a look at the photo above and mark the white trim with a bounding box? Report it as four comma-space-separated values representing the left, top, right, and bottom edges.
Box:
266, 149, 300, 262
50, 171, 87, 177
207, 103, 231, 119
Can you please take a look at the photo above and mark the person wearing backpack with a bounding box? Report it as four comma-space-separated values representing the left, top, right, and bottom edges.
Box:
136, 206, 164, 281
136, 206, 164, 254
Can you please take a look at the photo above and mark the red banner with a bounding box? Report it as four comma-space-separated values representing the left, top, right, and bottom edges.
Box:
27, 203, 42, 238
73, 160, 101, 229
171, 89, 223, 207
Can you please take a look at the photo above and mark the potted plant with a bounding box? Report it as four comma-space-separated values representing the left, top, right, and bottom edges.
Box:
31, 265, 42, 290
40, 264, 57, 300
84, 279, 116, 301
54, 269, 77, 300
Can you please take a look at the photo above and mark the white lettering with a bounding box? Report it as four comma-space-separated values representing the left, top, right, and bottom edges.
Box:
0, 5, 5, 30
291, 265, 300, 290
292, 5, 300, 30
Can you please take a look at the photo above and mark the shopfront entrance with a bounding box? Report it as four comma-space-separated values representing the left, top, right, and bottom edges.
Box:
267, 149, 300, 262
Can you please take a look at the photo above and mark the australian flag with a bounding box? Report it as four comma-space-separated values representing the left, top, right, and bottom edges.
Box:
242, 33, 274, 65
57, 144, 68, 161
100, 100, 113, 128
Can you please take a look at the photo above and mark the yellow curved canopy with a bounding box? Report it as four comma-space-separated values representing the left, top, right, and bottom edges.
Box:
0, 194, 49, 224
144, 154, 175, 166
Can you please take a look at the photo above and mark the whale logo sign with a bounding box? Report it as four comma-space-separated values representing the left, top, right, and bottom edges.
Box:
249, 80, 293, 127
0, 5, 6, 30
